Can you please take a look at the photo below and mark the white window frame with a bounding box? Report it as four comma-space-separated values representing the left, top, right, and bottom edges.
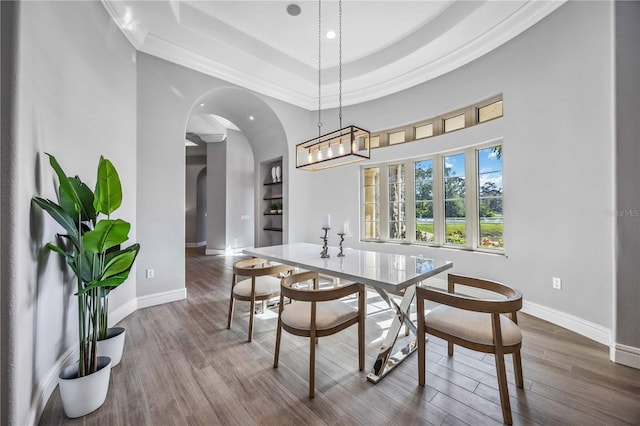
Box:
360, 140, 504, 253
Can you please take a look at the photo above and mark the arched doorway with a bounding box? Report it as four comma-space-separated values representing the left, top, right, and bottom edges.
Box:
183, 88, 289, 253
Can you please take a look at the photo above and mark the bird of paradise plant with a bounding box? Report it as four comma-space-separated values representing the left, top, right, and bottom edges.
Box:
33, 154, 140, 377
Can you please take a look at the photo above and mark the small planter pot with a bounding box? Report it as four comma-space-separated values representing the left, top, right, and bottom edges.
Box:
58, 356, 111, 418
97, 327, 126, 367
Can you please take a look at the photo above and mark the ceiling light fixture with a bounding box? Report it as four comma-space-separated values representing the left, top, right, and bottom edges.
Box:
249, 115, 255, 121
326, 30, 336, 39
296, 0, 370, 171
287, 4, 301, 17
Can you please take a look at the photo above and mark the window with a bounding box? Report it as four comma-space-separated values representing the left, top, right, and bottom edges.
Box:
361, 141, 504, 252
414, 123, 433, 140
363, 167, 380, 239
444, 114, 465, 133
388, 164, 406, 240
478, 100, 503, 123
443, 153, 466, 245
477, 146, 503, 248
415, 159, 434, 242
389, 131, 405, 145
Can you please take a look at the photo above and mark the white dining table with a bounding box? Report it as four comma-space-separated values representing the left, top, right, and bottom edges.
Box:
243, 242, 453, 383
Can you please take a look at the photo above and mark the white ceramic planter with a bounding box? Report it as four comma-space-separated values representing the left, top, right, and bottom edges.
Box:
97, 326, 126, 367
58, 356, 111, 418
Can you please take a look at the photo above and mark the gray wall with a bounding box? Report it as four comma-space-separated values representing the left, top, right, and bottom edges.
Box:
225, 130, 255, 249
206, 142, 227, 252
1, 1, 137, 424
203, 131, 254, 252
288, 1, 616, 331
615, 1, 640, 350
185, 155, 206, 245
196, 168, 208, 244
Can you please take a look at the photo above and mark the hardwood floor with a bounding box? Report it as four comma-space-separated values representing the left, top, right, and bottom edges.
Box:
40, 249, 640, 425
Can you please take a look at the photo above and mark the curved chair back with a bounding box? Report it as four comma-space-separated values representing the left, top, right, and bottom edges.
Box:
417, 274, 524, 425
274, 271, 365, 398
227, 257, 293, 342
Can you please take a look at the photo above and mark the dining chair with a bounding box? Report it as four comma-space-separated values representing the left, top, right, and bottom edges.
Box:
227, 257, 292, 342
416, 274, 524, 425
274, 271, 365, 398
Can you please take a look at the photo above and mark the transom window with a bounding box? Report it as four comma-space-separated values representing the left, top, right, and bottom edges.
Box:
361, 141, 504, 252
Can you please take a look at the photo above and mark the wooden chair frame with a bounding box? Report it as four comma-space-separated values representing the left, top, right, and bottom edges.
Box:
227, 257, 292, 342
417, 274, 524, 424
274, 271, 365, 398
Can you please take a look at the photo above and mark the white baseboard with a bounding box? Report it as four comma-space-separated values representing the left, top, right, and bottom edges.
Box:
185, 241, 206, 248
611, 343, 640, 369
137, 288, 187, 309
27, 345, 77, 426
521, 300, 611, 347
205, 248, 225, 255
205, 247, 246, 256
30, 288, 187, 424
109, 298, 138, 327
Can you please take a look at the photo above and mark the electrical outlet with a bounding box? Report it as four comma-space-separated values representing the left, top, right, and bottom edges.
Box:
146, 269, 155, 279
552, 277, 562, 290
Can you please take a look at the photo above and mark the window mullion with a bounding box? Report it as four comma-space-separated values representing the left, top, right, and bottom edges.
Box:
433, 154, 444, 246
466, 147, 477, 249
406, 159, 416, 243
380, 165, 390, 241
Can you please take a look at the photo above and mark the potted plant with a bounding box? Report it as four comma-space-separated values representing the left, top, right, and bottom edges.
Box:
33, 154, 140, 418
270, 203, 278, 214
276, 203, 283, 214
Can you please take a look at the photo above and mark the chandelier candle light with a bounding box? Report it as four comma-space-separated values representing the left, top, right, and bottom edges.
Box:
296, 0, 371, 171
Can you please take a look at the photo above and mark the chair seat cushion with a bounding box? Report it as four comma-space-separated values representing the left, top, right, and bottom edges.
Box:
233, 276, 281, 298
426, 306, 522, 347
281, 301, 358, 331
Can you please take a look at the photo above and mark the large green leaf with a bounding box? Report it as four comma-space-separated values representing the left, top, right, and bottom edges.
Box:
101, 243, 140, 295
101, 250, 137, 279
83, 219, 130, 254
47, 154, 95, 221
60, 177, 96, 223
76, 271, 130, 295
94, 156, 122, 216
32, 197, 79, 247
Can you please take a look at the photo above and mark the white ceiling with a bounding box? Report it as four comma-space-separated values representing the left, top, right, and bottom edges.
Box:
102, 0, 564, 110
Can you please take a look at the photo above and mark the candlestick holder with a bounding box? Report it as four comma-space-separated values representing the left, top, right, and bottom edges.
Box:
337, 232, 346, 257
320, 227, 330, 258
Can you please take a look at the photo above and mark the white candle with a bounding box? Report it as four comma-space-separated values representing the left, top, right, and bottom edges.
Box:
323, 214, 331, 229
341, 222, 349, 235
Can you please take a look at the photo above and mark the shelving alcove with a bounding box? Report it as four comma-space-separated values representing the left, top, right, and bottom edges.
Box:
259, 158, 283, 246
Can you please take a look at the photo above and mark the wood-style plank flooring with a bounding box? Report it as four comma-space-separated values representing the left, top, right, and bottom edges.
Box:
40, 249, 640, 425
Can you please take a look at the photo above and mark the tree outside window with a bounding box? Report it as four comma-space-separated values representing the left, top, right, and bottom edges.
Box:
415, 159, 434, 242
478, 145, 503, 249
444, 153, 466, 245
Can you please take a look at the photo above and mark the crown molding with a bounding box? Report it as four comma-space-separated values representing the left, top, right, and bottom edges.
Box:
102, 1, 565, 111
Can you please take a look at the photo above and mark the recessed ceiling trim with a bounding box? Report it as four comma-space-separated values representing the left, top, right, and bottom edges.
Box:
140, 32, 317, 109
103, 0, 566, 111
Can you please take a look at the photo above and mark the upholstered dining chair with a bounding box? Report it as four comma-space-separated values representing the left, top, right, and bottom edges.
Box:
227, 258, 292, 342
274, 271, 365, 398
416, 274, 524, 425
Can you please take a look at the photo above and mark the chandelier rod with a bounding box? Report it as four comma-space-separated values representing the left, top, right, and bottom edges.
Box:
338, 0, 343, 129
317, 0, 322, 139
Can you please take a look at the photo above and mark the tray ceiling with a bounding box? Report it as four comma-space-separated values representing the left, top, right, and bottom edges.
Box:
102, 0, 565, 110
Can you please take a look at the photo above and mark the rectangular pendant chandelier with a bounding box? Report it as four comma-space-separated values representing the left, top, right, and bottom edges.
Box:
296, 125, 370, 171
